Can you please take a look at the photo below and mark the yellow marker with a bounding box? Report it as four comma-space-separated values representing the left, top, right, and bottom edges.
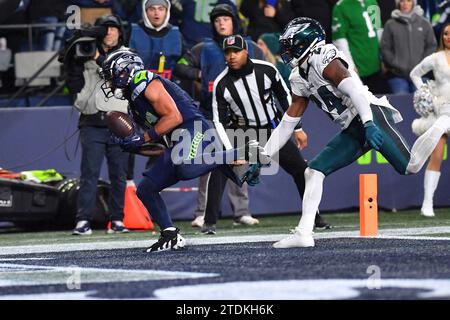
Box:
158, 54, 165, 73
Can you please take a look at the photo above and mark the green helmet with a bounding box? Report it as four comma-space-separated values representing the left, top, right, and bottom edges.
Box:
279, 17, 326, 68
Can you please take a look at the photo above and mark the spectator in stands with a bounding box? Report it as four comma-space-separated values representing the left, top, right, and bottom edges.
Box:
291, 0, 337, 43
409, 22, 450, 217
63, 14, 129, 235
28, 0, 67, 51
257, 32, 291, 88
239, 0, 295, 42
129, 0, 186, 81
332, 0, 390, 94
381, 0, 437, 94
418, 0, 448, 38
175, 3, 264, 229
172, 0, 237, 49
427, 0, 450, 39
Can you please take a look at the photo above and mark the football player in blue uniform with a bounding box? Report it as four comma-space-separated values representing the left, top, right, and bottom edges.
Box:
100, 49, 265, 252
257, 17, 449, 248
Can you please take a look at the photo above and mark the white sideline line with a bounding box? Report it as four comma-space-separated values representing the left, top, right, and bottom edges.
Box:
0, 258, 52, 262
0, 263, 217, 278
0, 226, 449, 256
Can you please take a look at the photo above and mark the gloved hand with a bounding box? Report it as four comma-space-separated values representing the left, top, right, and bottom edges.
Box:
241, 163, 262, 186
364, 120, 384, 150
111, 131, 145, 151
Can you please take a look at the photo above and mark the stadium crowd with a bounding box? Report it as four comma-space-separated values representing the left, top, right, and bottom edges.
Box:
0, 0, 448, 95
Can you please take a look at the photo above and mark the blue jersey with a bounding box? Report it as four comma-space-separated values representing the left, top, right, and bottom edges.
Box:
129, 24, 183, 80
128, 70, 204, 133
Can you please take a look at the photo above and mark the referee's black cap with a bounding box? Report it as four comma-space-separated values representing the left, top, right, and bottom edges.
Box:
222, 35, 247, 51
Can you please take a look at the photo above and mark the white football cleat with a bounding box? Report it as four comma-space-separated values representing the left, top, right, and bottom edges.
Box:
191, 215, 205, 228
233, 215, 259, 226
273, 228, 315, 248
420, 204, 435, 217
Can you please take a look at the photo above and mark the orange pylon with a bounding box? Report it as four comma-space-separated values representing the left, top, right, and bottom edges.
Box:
108, 180, 154, 231
359, 174, 378, 237
123, 180, 154, 230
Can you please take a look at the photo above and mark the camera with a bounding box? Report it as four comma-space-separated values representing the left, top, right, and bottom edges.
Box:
58, 25, 107, 63
74, 37, 97, 58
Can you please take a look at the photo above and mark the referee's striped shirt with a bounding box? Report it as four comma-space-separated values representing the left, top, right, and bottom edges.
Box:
212, 58, 292, 149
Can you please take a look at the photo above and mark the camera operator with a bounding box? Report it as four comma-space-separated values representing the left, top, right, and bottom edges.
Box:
62, 14, 130, 235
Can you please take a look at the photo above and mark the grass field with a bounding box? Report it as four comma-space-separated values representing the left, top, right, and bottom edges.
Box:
1, 209, 450, 301
1, 208, 450, 246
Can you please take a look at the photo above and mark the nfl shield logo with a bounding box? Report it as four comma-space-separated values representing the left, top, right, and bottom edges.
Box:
227, 36, 235, 45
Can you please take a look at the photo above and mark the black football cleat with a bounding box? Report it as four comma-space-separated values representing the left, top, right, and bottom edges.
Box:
201, 224, 216, 235
145, 228, 186, 252
314, 214, 331, 230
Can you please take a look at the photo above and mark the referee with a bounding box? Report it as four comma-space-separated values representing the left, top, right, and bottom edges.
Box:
202, 34, 331, 233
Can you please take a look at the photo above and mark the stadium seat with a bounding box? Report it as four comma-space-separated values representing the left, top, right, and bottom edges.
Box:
14, 51, 61, 86
0, 49, 11, 72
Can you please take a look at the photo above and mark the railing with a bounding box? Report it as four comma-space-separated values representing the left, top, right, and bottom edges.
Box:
0, 22, 67, 107
0, 22, 66, 51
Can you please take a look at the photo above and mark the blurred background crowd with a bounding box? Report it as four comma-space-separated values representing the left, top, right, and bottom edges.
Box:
0, 0, 449, 102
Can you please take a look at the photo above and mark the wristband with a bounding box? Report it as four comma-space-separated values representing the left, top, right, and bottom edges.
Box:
147, 127, 160, 141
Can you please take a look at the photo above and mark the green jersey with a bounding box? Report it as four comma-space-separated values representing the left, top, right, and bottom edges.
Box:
332, 0, 382, 77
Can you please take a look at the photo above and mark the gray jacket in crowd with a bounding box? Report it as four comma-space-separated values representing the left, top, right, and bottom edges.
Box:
75, 59, 128, 115
380, 6, 437, 79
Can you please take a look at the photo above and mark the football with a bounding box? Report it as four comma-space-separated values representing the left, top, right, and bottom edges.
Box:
106, 111, 134, 138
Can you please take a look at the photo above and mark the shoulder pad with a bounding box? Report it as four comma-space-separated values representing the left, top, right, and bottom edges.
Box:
130, 71, 154, 101
132, 70, 153, 85
309, 44, 345, 75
